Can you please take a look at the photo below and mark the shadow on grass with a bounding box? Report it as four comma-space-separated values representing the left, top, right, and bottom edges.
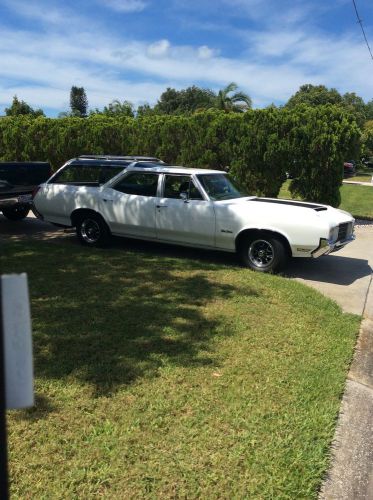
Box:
2, 241, 258, 398
110, 234, 239, 268
13, 393, 57, 421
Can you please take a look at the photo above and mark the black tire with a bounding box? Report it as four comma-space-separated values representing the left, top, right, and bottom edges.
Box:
239, 233, 288, 273
76, 213, 110, 247
2, 205, 30, 221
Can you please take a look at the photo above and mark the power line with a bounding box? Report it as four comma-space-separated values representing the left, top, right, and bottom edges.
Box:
352, 0, 373, 60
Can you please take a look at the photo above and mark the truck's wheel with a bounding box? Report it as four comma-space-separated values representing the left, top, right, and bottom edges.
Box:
239, 234, 288, 273
76, 213, 110, 247
2, 206, 30, 221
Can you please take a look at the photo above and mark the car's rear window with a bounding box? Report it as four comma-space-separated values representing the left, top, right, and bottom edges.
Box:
49, 164, 125, 186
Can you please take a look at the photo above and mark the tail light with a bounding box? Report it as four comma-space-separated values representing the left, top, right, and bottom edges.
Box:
32, 186, 41, 199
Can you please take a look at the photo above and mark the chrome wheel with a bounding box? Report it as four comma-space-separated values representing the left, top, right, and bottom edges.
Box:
248, 239, 274, 268
80, 218, 101, 244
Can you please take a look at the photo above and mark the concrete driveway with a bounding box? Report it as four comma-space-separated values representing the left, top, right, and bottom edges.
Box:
0, 212, 72, 242
286, 223, 373, 317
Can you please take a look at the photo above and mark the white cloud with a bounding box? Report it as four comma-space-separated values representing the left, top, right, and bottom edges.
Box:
100, 0, 147, 13
197, 45, 216, 59
2, 0, 91, 29
247, 31, 305, 58
1, 2, 373, 116
147, 39, 171, 58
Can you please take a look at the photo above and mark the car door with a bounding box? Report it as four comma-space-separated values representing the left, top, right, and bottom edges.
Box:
100, 171, 159, 238
156, 174, 215, 246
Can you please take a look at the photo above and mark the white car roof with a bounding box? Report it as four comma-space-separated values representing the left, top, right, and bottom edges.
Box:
127, 165, 224, 175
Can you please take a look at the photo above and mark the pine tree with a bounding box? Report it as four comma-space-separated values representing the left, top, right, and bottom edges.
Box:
70, 86, 88, 117
5, 95, 44, 117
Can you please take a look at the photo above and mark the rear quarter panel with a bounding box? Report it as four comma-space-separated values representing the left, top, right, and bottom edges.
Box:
34, 184, 101, 225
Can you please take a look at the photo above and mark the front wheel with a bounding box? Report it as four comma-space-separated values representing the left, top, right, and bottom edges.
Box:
239, 234, 288, 273
2, 205, 30, 221
76, 214, 110, 247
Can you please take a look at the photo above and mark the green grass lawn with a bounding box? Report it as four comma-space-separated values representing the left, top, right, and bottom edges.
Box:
279, 180, 373, 219
2, 240, 360, 498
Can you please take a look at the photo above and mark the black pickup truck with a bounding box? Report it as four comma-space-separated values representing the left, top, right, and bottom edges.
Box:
0, 162, 51, 220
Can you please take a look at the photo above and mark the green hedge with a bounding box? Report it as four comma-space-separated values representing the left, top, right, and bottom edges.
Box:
0, 107, 360, 206
287, 105, 360, 207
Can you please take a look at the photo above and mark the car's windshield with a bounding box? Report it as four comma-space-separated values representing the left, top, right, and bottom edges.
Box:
197, 174, 249, 201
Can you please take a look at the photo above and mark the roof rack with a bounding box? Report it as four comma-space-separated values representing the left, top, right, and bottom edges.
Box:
78, 155, 163, 162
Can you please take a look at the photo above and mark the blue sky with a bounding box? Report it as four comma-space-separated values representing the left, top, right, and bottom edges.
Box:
0, 0, 372, 116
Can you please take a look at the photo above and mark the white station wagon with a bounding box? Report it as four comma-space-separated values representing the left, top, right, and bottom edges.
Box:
33, 159, 355, 272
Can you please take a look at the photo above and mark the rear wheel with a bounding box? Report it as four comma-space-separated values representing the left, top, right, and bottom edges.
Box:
2, 205, 30, 221
239, 234, 288, 273
76, 214, 110, 247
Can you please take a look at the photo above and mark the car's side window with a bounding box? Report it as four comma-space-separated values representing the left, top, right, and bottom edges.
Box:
163, 175, 203, 200
50, 164, 124, 186
189, 182, 204, 200
98, 166, 125, 184
112, 172, 159, 197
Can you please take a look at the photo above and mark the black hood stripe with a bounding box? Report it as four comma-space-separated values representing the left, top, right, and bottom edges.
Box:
251, 198, 327, 211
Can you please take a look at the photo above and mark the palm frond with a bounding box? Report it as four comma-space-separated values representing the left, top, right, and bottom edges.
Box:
231, 92, 252, 107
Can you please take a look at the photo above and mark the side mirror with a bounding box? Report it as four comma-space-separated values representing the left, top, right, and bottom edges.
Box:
179, 192, 189, 202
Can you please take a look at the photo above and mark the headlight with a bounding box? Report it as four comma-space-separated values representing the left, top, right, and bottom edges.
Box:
329, 226, 339, 242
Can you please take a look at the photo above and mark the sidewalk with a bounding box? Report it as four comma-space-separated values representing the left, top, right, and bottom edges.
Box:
312, 228, 373, 499
343, 179, 373, 186
287, 224, 373, 499
319, 292, 373, 499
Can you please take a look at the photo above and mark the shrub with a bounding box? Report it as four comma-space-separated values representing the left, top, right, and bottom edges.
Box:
0, 107, 360, 205
287, 105, 360, 206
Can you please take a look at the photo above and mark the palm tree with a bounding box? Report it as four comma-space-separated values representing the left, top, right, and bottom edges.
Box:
215, 82, 252, 112
103, 99, 134, 117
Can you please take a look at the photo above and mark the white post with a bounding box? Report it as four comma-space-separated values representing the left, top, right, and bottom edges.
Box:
1, 274, 34, 409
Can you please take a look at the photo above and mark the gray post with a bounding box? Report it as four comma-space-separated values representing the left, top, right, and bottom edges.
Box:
0, 281, 9, 499
0, 274, 34, 499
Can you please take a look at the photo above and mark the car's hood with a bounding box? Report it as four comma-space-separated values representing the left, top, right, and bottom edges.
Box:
216, 196, 354, 227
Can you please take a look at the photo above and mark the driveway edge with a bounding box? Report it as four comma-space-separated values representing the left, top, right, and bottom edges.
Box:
320, 271, 373, 499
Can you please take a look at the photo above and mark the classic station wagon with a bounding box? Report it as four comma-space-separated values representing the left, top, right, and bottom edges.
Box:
33, 159, 355, 272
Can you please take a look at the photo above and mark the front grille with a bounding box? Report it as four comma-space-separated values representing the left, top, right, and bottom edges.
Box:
337, 222, 353, 241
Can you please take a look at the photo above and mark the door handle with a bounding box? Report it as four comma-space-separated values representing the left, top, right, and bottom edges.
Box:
156, 205, 168, 208
103, 198, 114, 202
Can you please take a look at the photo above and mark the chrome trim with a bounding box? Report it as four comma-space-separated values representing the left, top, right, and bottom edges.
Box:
312, 234, 356, 258
0, 195, 32, 207
312, 238, 331, 258
0, 197, 19, 206
331, 234, 356, 253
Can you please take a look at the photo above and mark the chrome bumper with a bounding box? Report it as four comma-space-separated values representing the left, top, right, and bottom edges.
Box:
312, 234, 356, 258
0, 194, 33, 207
